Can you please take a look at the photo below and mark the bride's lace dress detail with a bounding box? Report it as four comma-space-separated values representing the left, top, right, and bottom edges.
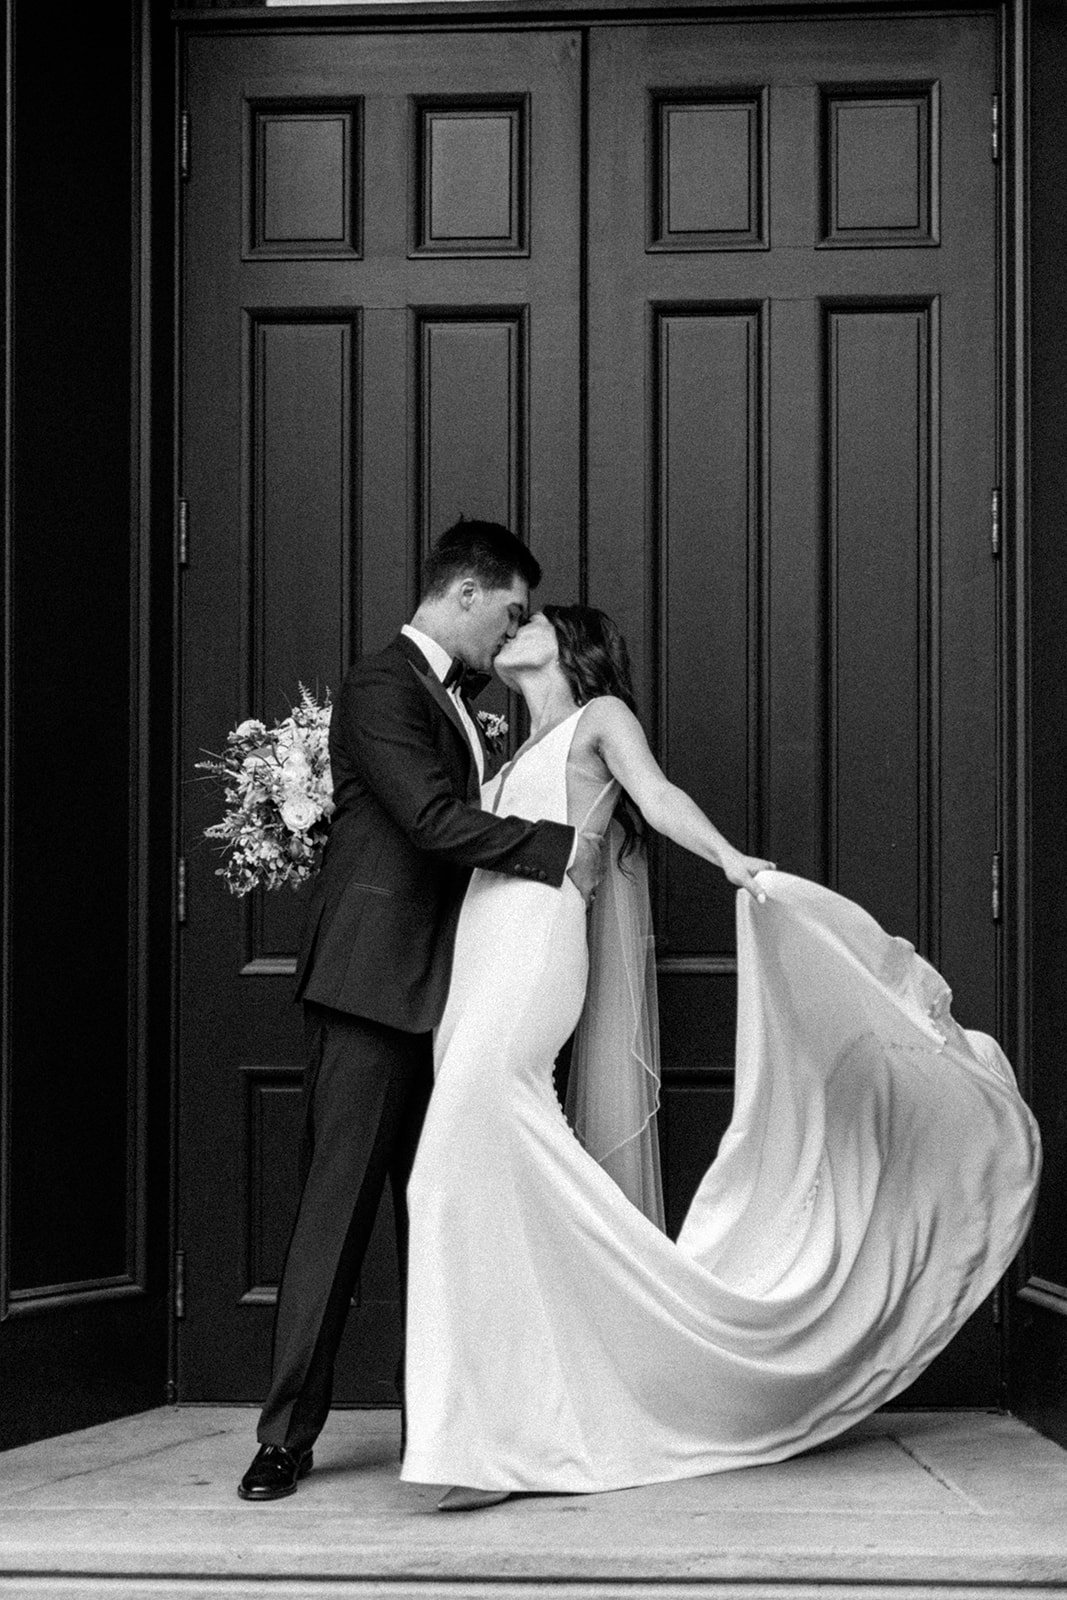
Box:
401, 705, 1040, 1494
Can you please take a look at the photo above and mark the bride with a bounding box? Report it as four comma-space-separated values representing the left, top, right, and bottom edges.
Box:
399, 604, 1041, 1510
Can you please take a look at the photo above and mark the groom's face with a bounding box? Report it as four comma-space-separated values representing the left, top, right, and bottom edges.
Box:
458, 575, 530, 672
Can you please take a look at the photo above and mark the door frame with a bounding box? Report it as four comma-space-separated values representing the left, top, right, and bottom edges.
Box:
165, 0, 1040, 1417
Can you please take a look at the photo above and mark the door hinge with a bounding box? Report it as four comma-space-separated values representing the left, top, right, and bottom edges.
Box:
174, 1250, 186, 1322
991, 851, 1003, 923
179, 110, 190, 181
177, 856, 188, 925
991, 487, 1001, 558
991, 94, 1000, 162
177, 498, 189, 567
992, 1283, 1002, 1327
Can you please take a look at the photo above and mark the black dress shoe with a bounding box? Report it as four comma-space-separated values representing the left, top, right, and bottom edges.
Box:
237, 1443, 313, 1501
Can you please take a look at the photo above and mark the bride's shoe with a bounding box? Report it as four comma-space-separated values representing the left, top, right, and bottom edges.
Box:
436, 1484, 510, 1512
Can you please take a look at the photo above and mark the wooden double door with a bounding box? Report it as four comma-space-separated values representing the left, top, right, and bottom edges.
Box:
179, 14, 1001, 1405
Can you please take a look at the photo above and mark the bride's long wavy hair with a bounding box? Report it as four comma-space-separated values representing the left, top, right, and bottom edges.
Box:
541, 604, 646, 866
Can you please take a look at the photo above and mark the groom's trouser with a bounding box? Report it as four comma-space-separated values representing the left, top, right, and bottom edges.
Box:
256, 1001, 434, 1454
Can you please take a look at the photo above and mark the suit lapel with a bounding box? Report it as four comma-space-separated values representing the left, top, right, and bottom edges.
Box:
395, 635, 481, 805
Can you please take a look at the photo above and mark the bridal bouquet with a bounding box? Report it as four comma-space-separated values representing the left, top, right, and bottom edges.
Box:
196, 686, 334, 895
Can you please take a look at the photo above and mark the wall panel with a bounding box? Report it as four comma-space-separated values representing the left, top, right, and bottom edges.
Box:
820, 84, 939, 247
248, 316, 356, 711
247, 100, 362, 260
651, 92, 767, 251
415, 100, 527, 256
417, 314, 525, 551
243, 315, 358, 969
655, 306, 763, 957
825, 301, 936, 952
239, 1064, 303, 1303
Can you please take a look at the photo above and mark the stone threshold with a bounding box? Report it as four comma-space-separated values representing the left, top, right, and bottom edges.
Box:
1, 1408, 1066, 1598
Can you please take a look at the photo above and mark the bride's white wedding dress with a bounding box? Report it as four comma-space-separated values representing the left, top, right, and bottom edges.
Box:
400, 703, 1040, 1494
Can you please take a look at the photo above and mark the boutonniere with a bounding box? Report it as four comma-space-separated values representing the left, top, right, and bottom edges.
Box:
476, 710, 509, 755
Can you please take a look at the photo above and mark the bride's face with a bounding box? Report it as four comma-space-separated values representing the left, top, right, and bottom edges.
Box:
493, 612, 559, 681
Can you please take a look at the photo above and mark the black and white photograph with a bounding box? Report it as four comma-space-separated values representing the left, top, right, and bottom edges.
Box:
1, 0, 1066, 1593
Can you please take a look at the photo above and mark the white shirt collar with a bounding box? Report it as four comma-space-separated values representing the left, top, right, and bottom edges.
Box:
401, 622, 455, 687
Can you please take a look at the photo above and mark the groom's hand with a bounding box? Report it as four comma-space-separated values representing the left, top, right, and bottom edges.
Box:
567, 831, 604, 906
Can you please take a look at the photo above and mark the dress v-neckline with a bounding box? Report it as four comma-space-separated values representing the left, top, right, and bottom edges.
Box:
489, 706, 583, 814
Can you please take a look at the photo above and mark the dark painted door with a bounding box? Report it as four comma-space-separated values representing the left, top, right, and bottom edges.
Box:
178, 29, 580, 1401
179, 15, 1001, 1406
587, 15, 1000, 1402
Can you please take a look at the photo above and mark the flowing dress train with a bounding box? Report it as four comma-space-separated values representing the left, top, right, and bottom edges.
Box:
400, 705, 1040, 1494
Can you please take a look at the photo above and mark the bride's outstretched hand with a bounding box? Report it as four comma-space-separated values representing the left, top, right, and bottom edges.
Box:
720, 849, 776, 901
585, 698, 776, 901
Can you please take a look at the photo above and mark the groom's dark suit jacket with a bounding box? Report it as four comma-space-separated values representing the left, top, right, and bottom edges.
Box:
294, 631, 574, 1034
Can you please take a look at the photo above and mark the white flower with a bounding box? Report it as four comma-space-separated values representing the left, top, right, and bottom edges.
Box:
274, 721, 310, 763
241, 749, 273, 778
280, 748, 311, 783
234, 718, 267, 741
279, 794, 320, 833
477, 711, 509, 741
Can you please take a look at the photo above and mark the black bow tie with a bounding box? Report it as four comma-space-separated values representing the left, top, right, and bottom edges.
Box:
443, 659, 491, 699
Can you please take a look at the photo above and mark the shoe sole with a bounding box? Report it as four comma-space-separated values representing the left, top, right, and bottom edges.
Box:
237, 1452, 313, 1502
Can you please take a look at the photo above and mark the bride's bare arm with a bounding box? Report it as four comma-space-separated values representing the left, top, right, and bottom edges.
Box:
587, 698, 774, 899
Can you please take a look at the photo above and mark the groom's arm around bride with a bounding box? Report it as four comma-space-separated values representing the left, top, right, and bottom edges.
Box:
294, 628, 575, 1033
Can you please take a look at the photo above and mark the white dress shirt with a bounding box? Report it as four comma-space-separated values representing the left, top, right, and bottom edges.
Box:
401, 623, 485, 785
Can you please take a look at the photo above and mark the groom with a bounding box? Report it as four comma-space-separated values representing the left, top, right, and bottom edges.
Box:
238, 518, 598, 1500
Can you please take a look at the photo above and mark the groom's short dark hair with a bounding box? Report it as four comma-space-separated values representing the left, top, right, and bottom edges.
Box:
420, 517, 541, 600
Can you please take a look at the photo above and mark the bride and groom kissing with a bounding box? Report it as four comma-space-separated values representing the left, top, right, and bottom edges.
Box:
237, 517, 1039, 1512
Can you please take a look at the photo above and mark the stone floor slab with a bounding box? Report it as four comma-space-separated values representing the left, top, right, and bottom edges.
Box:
0, 1407, 1065, 1595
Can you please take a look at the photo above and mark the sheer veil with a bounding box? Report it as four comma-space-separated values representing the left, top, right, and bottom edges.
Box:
565, 820, 666, 1231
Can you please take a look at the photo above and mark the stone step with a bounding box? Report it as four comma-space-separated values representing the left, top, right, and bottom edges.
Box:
2, 1581, 1067, 1599
2, 1409, 1066, 1600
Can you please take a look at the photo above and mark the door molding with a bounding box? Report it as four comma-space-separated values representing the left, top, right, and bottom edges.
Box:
173, 0, 1004, 23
